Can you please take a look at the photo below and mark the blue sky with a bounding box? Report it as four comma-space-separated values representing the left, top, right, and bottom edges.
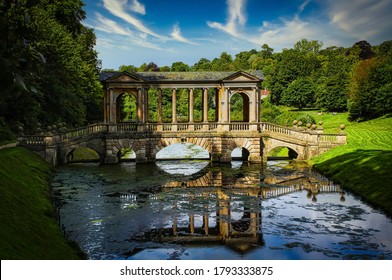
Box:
83, 0, 392, 70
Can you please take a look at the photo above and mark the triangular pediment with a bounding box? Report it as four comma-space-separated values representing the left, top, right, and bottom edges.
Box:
222, 71, 259, 82
106, 71, 144, 83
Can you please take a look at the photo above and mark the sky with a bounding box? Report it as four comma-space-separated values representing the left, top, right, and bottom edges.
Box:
83, 0, 392, 70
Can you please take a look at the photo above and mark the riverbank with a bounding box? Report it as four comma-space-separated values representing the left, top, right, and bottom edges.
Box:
0, 147, 84, 259
310, 114, 392, 217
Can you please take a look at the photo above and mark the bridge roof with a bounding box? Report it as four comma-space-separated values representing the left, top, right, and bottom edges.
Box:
100, 70, 264, 83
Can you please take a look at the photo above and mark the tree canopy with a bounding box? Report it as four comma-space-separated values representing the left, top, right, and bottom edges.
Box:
0, 0, 102, 137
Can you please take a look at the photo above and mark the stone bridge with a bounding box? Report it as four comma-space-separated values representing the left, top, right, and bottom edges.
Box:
17, 70, 346, 165
18, 121, 346, 166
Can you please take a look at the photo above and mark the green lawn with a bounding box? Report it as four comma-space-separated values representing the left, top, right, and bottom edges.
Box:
310, 114, 392, 216
0, 147, 84, 259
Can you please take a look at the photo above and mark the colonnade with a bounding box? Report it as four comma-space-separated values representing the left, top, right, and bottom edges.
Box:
102, 71, 263, 130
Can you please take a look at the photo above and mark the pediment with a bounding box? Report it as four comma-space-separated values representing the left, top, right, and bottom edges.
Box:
106, 72, 144, 83
222, 71, 259, 82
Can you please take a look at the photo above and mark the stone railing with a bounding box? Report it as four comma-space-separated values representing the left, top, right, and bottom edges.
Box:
62, 123, 108, 140
18, 121, 346, 146
260, 123, 346, 144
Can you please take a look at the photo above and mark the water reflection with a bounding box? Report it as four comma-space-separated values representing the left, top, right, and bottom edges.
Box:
52, 161, 392, 260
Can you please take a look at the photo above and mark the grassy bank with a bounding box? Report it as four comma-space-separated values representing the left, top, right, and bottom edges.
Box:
310, 114, 392, 216
0, 147, 84, 259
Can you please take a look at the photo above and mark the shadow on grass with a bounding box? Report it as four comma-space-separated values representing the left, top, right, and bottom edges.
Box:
314, 150, 392, 217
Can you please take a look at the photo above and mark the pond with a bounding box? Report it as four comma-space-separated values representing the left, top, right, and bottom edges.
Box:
51, 160, 392, 260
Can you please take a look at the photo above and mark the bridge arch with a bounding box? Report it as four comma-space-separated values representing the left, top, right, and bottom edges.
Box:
154, 137, 213, 159
63, 142, 105, 164
223, 138, 261, 162
267, 146, 299, 159
264, 139, 305, 161
108, 138, 146, 163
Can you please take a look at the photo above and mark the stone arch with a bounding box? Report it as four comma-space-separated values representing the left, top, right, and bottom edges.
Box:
224, 138, 260, 162
109, 138, 145, 162
64, 144, 105, 164
264, 139, 305, 160
115, 90, 138, 123
154, 137, 213, 157
229, 91, 250, 122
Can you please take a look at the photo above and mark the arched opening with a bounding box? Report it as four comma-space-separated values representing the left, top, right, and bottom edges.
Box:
231, 147, 250, 161
267, 146, 298, 160
117, 147, 136, 162
117, 92, 137, 122
66, 147, 100, 163
230, 92, 250, 122
156, 143, 210, 160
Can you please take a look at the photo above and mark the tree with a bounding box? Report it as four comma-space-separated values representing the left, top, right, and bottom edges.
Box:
315, 47, 351, 111
348, 47, 392, 120
119, 65, 138, 72
0, 0, 102, 134
171, 61, 190, 72
281, 78, 316, 109
211, 52, 235, 71
192, 58, 212, 71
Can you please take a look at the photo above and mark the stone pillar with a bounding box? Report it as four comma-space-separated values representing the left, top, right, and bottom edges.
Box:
144, 88, 149, 122
188, 88, 194, 123
202, 88, 208, 122
109, 88, 116, 123
158, 88, 163, 124
137, 88, 143, 123
104, 88, 109, 123
172, 88, 177, 123
215, 88, 219, 122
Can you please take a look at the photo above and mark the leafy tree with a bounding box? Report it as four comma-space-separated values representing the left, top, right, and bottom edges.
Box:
349, 46, 392, 120
281, 78, 316, 109
211, 52, 235, 71
119, 64, 138, 72
0, 0, 102, 134
171, 61, 190, 72
192, 58, 212, 71
315, 47, 351, 111
233, 49, 257, 70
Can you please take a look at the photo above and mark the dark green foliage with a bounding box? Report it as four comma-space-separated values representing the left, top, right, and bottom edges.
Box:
0, 0, 102, 136
281, 78, 316, 109
348, 49, 392, 121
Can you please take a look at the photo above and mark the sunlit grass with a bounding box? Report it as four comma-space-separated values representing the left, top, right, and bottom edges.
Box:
310, 114, 392, 216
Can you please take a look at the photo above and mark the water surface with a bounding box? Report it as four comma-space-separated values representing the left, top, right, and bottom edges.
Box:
52, 160, 392, 260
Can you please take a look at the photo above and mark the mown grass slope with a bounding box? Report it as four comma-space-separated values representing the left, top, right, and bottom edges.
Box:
0, 147, 83, 259
310, 114, 392, 216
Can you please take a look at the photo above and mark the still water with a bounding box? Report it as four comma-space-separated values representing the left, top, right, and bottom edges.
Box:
52, 160, 392, 260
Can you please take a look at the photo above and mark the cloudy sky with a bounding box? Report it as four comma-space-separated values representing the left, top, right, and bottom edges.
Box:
83, 0, 392, 69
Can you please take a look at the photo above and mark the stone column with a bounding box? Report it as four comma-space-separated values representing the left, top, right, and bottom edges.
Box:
158, 88, 163, 124
215, 88, 219, 122
202, 88, 208, 122
144, 88, 149, 122
137, 88, 143, 123
109, 88, 115, 123
104, 88, 109, 123
188, 88, 194, 123
172, 88, 177, 123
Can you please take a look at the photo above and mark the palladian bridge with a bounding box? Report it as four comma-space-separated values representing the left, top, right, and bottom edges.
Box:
18, 70, 346, 165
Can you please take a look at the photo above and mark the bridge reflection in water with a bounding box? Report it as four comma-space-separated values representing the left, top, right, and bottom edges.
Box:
118, 162, 344, 256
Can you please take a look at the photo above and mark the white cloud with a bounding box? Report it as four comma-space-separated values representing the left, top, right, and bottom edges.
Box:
207, 0, 247, 37
102, 0, 162, 38
171, 24, 198, 45
324, 0, 392, 42
94, 12, 133, 36
130, 0, 145, 15
87, 12, 163, 51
